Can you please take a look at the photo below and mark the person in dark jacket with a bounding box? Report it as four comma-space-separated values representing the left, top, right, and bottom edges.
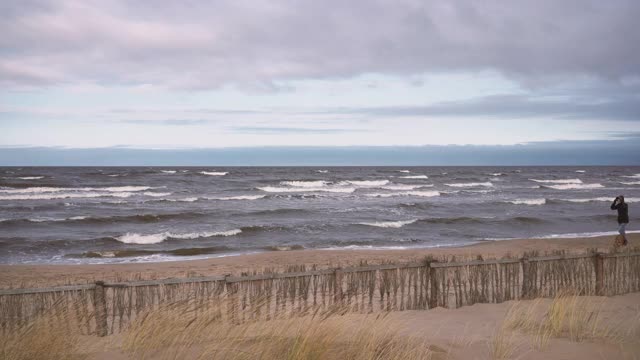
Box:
611, 195, 629, 246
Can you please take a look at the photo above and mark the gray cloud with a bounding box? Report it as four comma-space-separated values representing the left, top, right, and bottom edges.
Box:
228, 126, 364, 134
120, 119, 214, 126
1, 0, 639, 89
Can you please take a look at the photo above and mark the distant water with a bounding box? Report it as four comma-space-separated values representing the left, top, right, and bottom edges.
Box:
0, 166, 638, 264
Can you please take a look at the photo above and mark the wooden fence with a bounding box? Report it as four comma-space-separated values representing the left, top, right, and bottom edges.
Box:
1, 251, 639, 337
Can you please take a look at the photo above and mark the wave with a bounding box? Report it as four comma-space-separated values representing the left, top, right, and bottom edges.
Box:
366, 190, 440, 198
552, 197, 639, 203
316, 170, 329, 173
491, 173, 505, 176
161, 170, 177, 174
79, 246, 235, 258
622, 173, 640, 178
1, 212, 209, 226
280, 180, 328, 187
445, 182, 493, 188
506, 198, 546, 205
342, 180, 390, 186
200, 171, 228, 176
400, 175, 429, 179
258, 186, 355, 193
0, 192, 135, 200
379, 184, 427, 191
358, 219, 417, 228
16, 176, 44, 180
544, 183, 604, 190
143, 192, 172, 197
575, 170, 586, 173
398, 170, 411, 173
115, 229, 242, 244
215, 195, 266, 201
486, 230, 640, 241
620, 181, 640, 185
530, 178, 582, 184
418, 216, 542, 225
0, 186, 153, 194
107, 174, 126, 177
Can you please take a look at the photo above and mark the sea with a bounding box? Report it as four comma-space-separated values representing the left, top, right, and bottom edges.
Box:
0, 166, 638, 265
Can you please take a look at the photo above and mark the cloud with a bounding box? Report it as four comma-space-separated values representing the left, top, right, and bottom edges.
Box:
228, 126, 364, 134
337, 92, 640, 121
1, 0, 639, 89
120, 119, 213, 126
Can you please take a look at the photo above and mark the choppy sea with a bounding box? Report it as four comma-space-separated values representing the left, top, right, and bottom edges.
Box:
0, 166, 638, 264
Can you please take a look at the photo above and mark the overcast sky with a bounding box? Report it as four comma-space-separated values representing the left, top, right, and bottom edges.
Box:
1, 0, 640, 164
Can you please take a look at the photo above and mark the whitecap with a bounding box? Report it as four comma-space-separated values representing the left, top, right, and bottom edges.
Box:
445, 182, 493, 188
342, 180, 390, 186
575, 170, 586, 173
216, 195, 266, 200
491, 173, 505, 176
169, 229, 243, 239
530, 178, 582, 184
143, 192, 172, 197
379, 184, 427, 191
557, 197, 638, 203
621, 181, 640, 185
366, 190, 440, 198
17, 176, 44, 180
316, 170, 329, 173
0, 192, 135, 200
161, 170, 177, 174
545, 183, 604, 190
358, 219, 416, 228
200, 171, 228, 176
400, 175, 429, 179
507, 199, 546, 205
116, 232, 169, 244
280, 180, 328, 187
398, 170, 411, 173
258, 186, 355, 193
622, 173, 640, 178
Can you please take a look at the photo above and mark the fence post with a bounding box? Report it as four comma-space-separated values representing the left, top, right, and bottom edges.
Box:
521, 258, 530, 299
94, 281, 108, 337
429, 262, 439, 308
334, 268, 343, 304
595, 253, 604, 296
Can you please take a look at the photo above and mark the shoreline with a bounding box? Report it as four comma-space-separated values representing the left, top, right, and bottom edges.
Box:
1, 233, 637, 289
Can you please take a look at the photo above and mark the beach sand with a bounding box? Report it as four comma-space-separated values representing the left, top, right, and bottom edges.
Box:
1, 233, 638, 289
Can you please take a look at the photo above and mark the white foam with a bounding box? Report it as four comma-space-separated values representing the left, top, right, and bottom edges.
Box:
68, 216, 90, 220
216, 195, 266, 200
366, 190, 440, 198
400, 175, 429, 179
0, 186, 152, 194
316, 170, 329, 173
0, 192, 135, 200
358, 219, 417, 228
200, 171, 228, 176
17, 176, 44, 180
258, 186, 356, 193
0, 187, 66, 194
379, 184, 427, 191
164, 197, 199, 202
445, 182, 493, 188
546, 183, 604, 190
161, 170, 177, 174
621, 181, 640, 185
491, 173, 505, 176
116, 232, 169, 244
575, 170, 586, 173
530, 178, 582, 184
622, 174, 640, 178
143, 192, 172, 197
558, 197, 639, 203
280, 180, 328, 187
115, 229, 242, 244
343, 180, 390, 186
507, 199, 546, 205
398, 170, 411, 173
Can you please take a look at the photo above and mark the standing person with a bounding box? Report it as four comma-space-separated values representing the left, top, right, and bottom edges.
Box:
611, 195, 629, 246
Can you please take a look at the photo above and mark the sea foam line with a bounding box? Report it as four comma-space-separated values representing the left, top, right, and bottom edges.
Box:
366, 190, 440, 198
116, 229, 243, 244
358, 219, 417, 228
200, 171, 228, 176
530, 178, 582, 184
400, 175, 429, 179
506, 198, 546, 205
545, 183, 604, 190
445, 182, 493, 188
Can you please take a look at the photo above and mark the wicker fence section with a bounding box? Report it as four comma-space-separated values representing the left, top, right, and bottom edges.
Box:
1, 251, 639, 336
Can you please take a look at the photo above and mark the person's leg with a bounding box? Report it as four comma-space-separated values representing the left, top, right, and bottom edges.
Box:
618, 223, 628, 245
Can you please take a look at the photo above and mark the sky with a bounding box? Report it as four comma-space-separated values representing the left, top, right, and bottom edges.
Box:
1, 0, 640, 164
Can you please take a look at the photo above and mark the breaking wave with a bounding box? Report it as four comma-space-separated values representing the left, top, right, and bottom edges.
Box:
506, 198, 546, 205
366, 190, 440, 198
258, 186, 356, 193
115, 229, 242, 244
544, 183, 604, 190
530, 178, 582, 184
445, 182, 493, 187
358, 219, 417, 228
200, 171, 228, 176
400, 175, 429, 179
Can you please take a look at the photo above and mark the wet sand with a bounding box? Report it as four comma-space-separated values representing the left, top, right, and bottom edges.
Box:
1, 233, 637, 289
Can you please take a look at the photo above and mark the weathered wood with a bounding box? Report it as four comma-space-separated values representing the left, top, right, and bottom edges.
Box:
429, 262, 439, 308
595, 253, 604, 296
94, 281, 108, 337
0, 284, 95, 296
430, 258, 520, 268
528, 253, 594, 262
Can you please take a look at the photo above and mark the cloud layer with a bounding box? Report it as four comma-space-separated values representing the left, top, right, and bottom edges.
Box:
2, 0, 640, 89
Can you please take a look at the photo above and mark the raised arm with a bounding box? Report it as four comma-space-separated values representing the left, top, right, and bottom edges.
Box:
611, 197, 619, 210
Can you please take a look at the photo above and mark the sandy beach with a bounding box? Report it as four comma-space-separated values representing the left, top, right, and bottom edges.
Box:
2, 233, 637, 289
